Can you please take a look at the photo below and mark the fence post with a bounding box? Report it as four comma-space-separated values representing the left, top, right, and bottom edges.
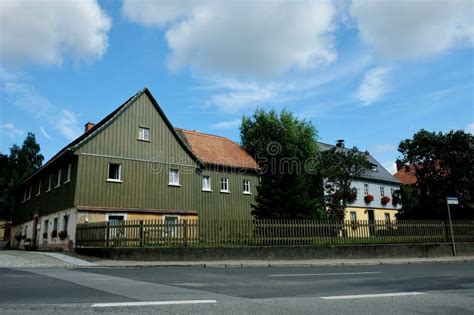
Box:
139, 220, 144, 247
183, 219, 188, 247
105, 222, 110, 248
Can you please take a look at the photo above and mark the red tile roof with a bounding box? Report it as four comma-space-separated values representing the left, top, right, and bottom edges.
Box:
176, 128, 259, 170
394, 165, 417, 185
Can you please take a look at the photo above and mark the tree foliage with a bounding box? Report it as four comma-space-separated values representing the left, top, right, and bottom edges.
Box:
319, 147, 371, 220
240, 109, 325, 219
0, 133, 44, 220
396, 129, 474, 219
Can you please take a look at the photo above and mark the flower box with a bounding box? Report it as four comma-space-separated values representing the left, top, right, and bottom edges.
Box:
58, 231, 68, 240
381, 196, 391, 205
364, 194, 374, 203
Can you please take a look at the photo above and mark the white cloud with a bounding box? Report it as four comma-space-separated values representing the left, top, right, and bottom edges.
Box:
0, 122, 25, 138
211, 119, 241, 130
0, 67, 82, 141
122, 0, 337, 77
0, 0, 111, 66
350, 0, 474, 59
356, 67, 391, 105
466, 123, 474, 135
40, 126, 53, 141
383, 161, 397, 175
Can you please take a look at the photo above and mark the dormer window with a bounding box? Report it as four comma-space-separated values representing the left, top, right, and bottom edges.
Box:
138, 127, 150, 141
371, 164, 378, 172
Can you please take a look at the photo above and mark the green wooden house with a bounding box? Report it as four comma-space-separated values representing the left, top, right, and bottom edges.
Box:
11, 88, 259, 250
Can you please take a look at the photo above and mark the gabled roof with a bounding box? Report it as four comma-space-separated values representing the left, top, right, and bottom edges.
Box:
394, 165, 417, 185
176, 128, 259, 171
317, 142, 400, 184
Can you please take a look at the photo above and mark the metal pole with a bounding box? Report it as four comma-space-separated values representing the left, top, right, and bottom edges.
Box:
446, 198, 456, 256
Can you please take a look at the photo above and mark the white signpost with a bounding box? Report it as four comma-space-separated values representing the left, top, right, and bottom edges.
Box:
446, 196, 458, 256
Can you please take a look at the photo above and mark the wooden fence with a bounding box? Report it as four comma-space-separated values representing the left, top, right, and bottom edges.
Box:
75, 219, 474, 248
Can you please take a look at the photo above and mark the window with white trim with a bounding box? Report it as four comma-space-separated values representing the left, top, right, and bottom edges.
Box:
53, 217, 58, 233
65, 164, 72, 183
36, 180, 41, 196
55, 169, 61, 187
220, 177, 229, 192
384, 213, 390, 222
63, 215, 69, 234
202, 176, 211, 191
43, 220, 49, 237
390, 188, 395, 196
364, 184, 369, 196
242, 179, 251, 194
350, 211, 357, 221
380, 186, 385, 197
107, 163, 122, 182
371, 164, 378, 172
27, 186, 32, 200
22, 190, 27, 202
138, 127, 150, 141
169, 169, 180, 186
47, 174, 52, 192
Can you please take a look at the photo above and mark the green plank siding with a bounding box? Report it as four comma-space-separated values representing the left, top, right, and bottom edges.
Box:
13, 155, 77, 224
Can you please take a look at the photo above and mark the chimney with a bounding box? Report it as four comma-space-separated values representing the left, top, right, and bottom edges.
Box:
84, 122, 95, 133
336, 139, 345, 148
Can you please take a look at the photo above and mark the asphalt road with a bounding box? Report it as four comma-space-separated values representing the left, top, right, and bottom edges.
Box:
1, 262, 474, 314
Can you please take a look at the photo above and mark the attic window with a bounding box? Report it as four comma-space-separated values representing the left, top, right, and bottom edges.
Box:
371, 164, 378, 172
138, 127, 150, 141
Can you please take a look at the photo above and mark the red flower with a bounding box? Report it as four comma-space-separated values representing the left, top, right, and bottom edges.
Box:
364, 194, 374, 203
381, 196, 391, 204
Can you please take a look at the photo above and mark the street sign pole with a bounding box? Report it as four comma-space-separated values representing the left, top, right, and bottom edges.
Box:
446, 197, 457, 257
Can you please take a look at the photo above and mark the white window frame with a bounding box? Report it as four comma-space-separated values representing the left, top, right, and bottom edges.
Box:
65, 164, 72, 183
390, 188, 395, 196
380, 186, 385, 197
22, 190, 27, 202
242, 179, 251, 194
55, 169, 61, 188
364, 184, 369, 196
168, 169, 180, 186
220, 177, 230, 193
63, 215, 69, 234
350, 211, 357, 221
107, 163, 123, 182
164, 215, 179, 238
138, 126, 150, 141
202, 176, 212, 191
36, 180, 41, 196
27, 186, 32, 200
43, 219, 49, 238
47, 174, 52, 192
371, 164, 378, 172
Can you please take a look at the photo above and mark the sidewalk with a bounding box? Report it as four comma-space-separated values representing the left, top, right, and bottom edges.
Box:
1, 250, 473, 268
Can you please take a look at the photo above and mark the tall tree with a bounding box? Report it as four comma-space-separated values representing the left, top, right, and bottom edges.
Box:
396, 129, 474, 219
240, 109, 325, 219
319, 147, 371, 220
0, 133, 44, 220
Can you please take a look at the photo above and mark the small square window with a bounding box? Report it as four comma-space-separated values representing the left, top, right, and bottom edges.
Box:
220, 177, 229, 192
169, 169, 180, 186
243, 179, 251, 194
138, 127, 150, 141
202, 176, 211, 191
108, 163, 122, 182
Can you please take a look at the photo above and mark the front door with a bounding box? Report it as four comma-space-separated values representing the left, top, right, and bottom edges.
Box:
367, 210, 376, 236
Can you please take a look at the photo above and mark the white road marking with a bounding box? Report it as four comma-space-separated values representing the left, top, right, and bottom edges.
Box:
321, 292, 425, 300
92, 300, 217, 308
269, 271, 381, 277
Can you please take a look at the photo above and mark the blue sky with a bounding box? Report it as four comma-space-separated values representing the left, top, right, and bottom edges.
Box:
1, 0, 473, 173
